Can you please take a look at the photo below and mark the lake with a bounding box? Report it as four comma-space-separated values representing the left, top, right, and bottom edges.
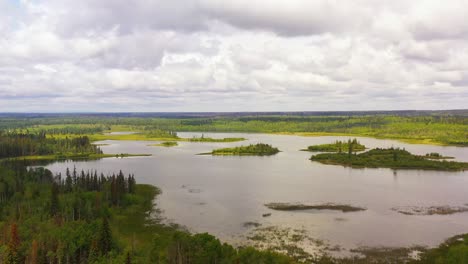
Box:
45, 132, 468, 255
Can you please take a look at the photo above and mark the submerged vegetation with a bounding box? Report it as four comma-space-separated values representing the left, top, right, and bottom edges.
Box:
311, 148, 468, 171
392, 205, 468, 215
303, 138, 366, 152
207, 143, 280, 156
265, 203, 366, 212
188, 136, 245, 142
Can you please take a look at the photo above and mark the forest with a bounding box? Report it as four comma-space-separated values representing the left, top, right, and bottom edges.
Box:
304, 139, 366, 152
310, 148, 468, 171
0, 162, 299, 264
0, 113, 467, 146
0, 131, 102, 160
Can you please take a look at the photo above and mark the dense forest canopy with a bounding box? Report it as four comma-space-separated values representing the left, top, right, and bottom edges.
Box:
0, 131, 102, 159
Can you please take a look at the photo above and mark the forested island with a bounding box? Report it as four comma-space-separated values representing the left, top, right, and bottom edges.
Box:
150, 141, 178, 147
204, 143, 280, 156
311, 148, 468, 171
303, 138, 366, 152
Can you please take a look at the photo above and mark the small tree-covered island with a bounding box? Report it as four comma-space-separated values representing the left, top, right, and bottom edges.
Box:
303, 138, 366, 152
311, 148, 468, 171
149, 141, 178, 147
202, 143, 280, 156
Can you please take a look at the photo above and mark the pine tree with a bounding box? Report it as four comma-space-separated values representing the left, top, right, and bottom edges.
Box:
65, 173, 73, 192
98, 217, 113, 255
50, 182, 60, 217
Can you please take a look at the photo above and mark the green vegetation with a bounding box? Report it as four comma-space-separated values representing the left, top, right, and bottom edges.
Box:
303, 138, 366, 152
414, 234, 468, 264
1, 113, 467, 146
207, 143, 280, 156
0, 129, 295, 263
150, 142, 178, 147
265, 203, 366, 212
424, 152, 454, 159
0, 131, 102, 159
1, 113, 468, 263
0, 163, 297, 263
146, 129, 178, 139
311, 148, 468, 171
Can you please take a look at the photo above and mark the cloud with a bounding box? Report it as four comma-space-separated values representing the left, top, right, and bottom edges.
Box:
0, 0, 467, 111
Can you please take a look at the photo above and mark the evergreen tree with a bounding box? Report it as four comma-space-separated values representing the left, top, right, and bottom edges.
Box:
65, 172, 73, 192
50, 182, 60, 217
98, 216, 113, 255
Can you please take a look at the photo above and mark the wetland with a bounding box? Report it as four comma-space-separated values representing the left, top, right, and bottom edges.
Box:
44, 132, 468, 258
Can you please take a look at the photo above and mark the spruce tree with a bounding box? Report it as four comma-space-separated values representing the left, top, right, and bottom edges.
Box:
98, 216, 113, 255
50, 182, 60, 217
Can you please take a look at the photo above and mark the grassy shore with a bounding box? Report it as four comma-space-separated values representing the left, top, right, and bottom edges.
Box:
3, 153, 151, 161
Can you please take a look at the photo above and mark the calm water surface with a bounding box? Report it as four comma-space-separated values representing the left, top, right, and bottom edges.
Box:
46, 133, 468, 251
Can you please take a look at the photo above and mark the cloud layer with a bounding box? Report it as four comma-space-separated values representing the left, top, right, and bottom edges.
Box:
0, 0, 467, 112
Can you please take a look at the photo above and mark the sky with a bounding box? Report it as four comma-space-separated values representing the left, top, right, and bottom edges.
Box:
0, 0, 467, 112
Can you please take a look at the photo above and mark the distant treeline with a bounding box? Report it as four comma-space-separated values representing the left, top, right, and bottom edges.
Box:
2, 114, 466, 146
0, 132, 102, 159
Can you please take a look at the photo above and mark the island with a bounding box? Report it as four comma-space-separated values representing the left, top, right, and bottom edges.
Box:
149, 141, 178, 147
310, 148, 468, 171
201, 143, 280, 156
265, 203, 366, 212
303, 138, 366, 152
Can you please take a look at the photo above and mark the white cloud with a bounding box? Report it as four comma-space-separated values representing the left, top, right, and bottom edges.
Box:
0, 0, 467, 111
